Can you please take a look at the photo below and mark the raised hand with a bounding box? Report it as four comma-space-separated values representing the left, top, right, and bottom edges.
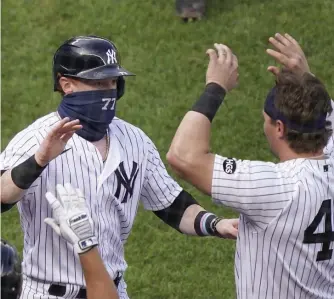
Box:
206, 43, 239, 92
266, 33, 311, 77
35, 117, 82, 166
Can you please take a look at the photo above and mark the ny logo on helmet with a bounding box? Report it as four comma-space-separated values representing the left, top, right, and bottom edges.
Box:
106, 49, 117, 64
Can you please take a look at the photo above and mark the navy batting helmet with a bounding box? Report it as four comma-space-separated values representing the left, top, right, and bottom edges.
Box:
52, 35, 135, 99
1, 239, 22, 299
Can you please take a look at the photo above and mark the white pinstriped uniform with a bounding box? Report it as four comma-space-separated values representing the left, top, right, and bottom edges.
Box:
211, 101, 334, 299
0, 112, 182, 299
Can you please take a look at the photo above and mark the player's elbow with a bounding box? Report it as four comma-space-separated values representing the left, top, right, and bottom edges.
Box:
1, 170, 24, 205
0, 175, 11, 203
166, 149, 195, 178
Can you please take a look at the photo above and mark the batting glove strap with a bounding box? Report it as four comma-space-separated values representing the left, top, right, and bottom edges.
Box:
66, 212, 98, 254
75, 236, 99, 254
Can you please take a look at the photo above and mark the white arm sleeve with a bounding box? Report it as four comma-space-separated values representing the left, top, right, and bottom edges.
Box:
211, 155, 296, 229
140, 136, 182, 211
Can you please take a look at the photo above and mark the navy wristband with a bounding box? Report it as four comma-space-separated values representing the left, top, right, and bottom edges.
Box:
191, 83, 226, 122
11, 155, 47, 189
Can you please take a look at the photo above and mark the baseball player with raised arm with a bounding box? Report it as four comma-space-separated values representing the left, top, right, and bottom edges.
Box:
0, 35, 238, 299
167, 34, 334, 299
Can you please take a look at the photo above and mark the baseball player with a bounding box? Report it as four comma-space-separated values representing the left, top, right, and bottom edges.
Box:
0, 35, 238, 299
167, 36, 334, 298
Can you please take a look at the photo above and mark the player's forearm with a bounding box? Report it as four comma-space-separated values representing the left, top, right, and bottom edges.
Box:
1, 170, 26, 204
80, 247, 119, 299
1, 155, 47, 205
179, 204, 205, 235
154, 191, 223, 237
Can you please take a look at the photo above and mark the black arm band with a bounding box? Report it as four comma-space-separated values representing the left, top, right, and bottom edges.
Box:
11, 155, 47, 190
191, 83, 226, 122
153, 190, 198, 232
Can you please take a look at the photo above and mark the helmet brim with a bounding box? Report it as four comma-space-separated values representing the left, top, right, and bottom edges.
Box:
70, 64, 135, 80
53, 65, 135, 91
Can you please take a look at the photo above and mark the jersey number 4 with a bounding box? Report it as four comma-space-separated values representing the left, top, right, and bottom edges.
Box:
303, 199, 334, 261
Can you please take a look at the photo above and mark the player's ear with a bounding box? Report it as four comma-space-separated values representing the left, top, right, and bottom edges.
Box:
276, 120, 285, 139
58, 77, 73, 95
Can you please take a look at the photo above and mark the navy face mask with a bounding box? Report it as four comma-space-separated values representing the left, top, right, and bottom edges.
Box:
58, 89, 117, 142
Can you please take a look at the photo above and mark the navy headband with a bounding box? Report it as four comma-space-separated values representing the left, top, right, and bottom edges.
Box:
264, 86, 327, 133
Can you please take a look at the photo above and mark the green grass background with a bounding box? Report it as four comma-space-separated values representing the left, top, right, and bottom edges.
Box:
2, 0, 334, 298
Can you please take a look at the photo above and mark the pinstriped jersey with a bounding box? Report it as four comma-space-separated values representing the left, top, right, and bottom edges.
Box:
211, 100, 334, 299
0, 112, 182, 298
212, 124, 334, 299
212, 156, 334, 299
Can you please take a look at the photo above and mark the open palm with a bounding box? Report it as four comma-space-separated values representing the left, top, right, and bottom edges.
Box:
35, 117, 82, 166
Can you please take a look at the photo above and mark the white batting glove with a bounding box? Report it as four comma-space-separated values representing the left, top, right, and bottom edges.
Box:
44, 183, 98, 254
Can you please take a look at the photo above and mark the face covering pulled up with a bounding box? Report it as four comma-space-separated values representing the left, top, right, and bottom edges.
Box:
58, 89, 117, 142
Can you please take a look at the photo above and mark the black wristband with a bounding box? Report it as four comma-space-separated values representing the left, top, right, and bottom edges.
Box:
11, 155, 47, 189
191, 83, 226, 122
194, 211, 219, 236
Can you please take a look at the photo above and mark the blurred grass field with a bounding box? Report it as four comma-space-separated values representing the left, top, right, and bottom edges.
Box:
2, 0, 334, 298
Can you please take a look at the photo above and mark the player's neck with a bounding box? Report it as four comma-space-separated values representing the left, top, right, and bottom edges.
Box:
278, 148, 325, 162
91, 132, 110, 162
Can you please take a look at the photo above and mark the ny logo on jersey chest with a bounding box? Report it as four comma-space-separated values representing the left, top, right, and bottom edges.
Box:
114, 162, 139, 203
